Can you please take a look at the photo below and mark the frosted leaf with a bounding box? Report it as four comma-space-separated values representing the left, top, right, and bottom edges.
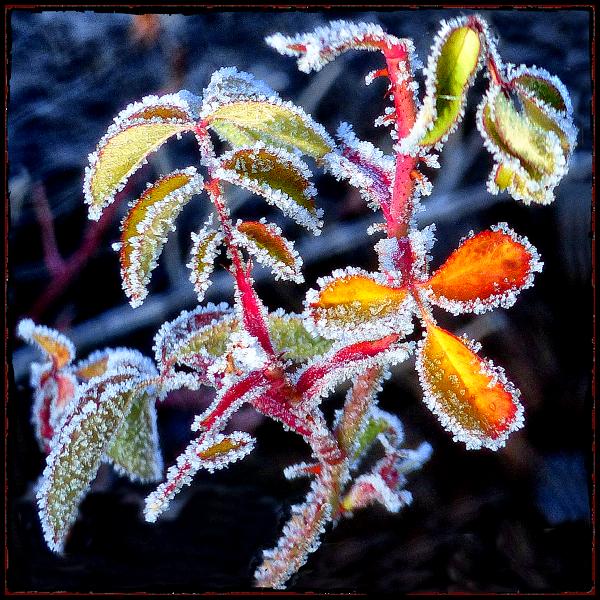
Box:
333, 366, 385, 463
104, 389, 162, 483
477, 83, 571, 205
112, 91, 198, 124
29, 364, 77, 453
415, 322, 524, 451
202, 67, 276, 107
153, 303, 233, 366
268, 310, 333, 362
83, 95, 196, 221
266, 20, 403, 74
423, 224, 543, 315
323, 123, 395, 213
305, 267, 416, 343
187, 216, 225, 303
254, 461, 347, 589
214, 143, 322, 234
144, 431, 255, 523
233, 218, 303, 283
36, 365, 157, 553
399, 17, 484, 155
17, 318, 75, 370
203, 96, 334, 160
293, 335, 414, 413
119, 168, 204, 307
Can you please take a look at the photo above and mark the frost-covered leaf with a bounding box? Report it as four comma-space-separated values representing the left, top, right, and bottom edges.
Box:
401, 18, 483, 153
36, 366, 156, 552
266, 20, 403, 74
84, 94, 196, 221
215, 144, 321, 233
119, 168, 203, 307
202, 67, 277, 107
203, 98, 333, 159
233, 219, 303, 283
305, 267, 415, 342
17, 319, 75, 369
105, 390, 162, 483
294, 335, 413, 412
415, 322, 524, 451
233, 260, 275, 356
153, 303, 235, 371
477, 82, 571, 205
423, 224, 542, 315
144, 431, 255, 523
254, 461, 346, 589
187, 217, 224, 303
29, 364, 77, 453
333, 366, 385, 461
324, 123, 395, 213
348, 406, 403, 464
268, 311, 333, 362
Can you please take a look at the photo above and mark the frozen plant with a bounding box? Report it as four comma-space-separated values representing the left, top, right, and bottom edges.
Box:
17, 15, 576, 589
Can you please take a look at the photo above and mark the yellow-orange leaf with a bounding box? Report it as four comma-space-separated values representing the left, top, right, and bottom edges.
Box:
119, 168, 203, 307
306, 269, 414, 341
17, 319, 74, 369
416, 322, 523, 450
424, 225, 542, 315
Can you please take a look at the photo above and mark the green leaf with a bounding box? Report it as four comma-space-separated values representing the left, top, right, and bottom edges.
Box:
268, 313, 333, 362
36, 370, 152, 552
417, 22, 482, 148
206, 99, 333, 159
105, 390, 162, 483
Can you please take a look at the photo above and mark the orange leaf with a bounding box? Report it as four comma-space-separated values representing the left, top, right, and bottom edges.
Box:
416, 322, 523, 450
424, 224, 542, 315
306, 268, 414, 341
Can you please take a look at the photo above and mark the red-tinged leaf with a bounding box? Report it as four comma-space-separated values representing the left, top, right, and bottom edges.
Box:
415, 322, 524, 451
423, 224, 542, 315
30, 365, 77, 453
306, 268, 414, 342
17, 319, 75, 370
266, 20, 403, 74
234, 219, 303, 283
334, 366, 385, 460
119, 168, 203, 307
233, 261, 275, 356
324, 123, 395, 214
293, 335, 412, 411
153, 303, 235, 368
144, 431, 255, 523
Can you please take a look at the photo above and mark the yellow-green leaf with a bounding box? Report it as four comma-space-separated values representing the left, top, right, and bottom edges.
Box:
36, 370, 151, 552
268, 313, 333, 362
84, 120, 194, 221
105, 390, 162, 483
206, 99, 333, 159
418, 22, 482, 147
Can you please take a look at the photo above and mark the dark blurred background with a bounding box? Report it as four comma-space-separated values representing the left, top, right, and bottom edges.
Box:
6, 7, 593, 593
